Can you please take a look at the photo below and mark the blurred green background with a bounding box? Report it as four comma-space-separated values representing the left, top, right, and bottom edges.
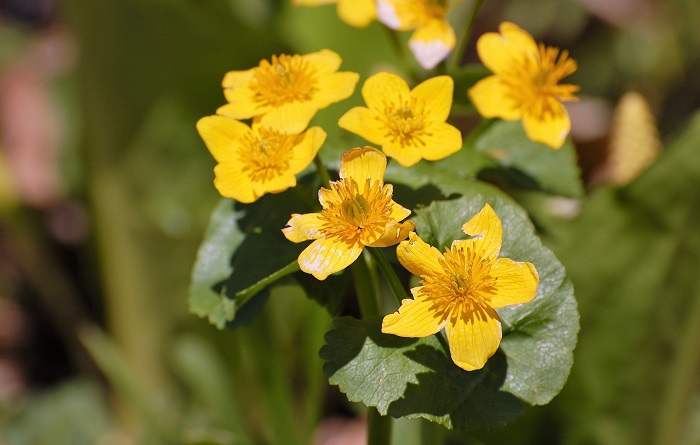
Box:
1, 0, 699, 444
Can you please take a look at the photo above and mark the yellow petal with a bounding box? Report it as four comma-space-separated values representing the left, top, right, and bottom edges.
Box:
221, 70, 268, 119
338, 0, 376, 27
298, 236, 363, 280
445, 303, 502, 371
283, 212, 326, 242
362, 72, 410, 113
258, 101, 318, 134
212, 162, 257, 203
460, 203, 502, 260
387, 193, 411, 221
468, 75, 522, 120
418, 121, 462, 161
408, 18, 456, 70
476, 21, 538, 74
488, 258, 539, 308
381, 141, 423, 167
376, 0, 421, 30
196, 115, 250, 162
338, 107, 385, 145
367, 220, 415, 247
314, 71, 360, 108
288, 126, 327, 174
221, 69, 254, 91
252, 171, 297, 197
521, 102, 570, 149
411, 75, 453, 122
396, 232, 443, 278
382, 291, 448, 337
216, 85, 272, 119
304, 49, 342, 75
339, 147, 387, 187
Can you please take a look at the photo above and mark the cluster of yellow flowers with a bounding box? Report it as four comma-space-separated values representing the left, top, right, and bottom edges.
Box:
196, 8, 581, 371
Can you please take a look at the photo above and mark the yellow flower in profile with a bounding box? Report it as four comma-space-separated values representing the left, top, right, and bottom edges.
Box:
283, 147, 415, 280
338, 72, 462, 167
382, 204, 539, 371
292, 0, 376, 28
196, 115, 326, 203
376, 0, 456, 69
468, 22, 579, 149
217, 50, 360, 134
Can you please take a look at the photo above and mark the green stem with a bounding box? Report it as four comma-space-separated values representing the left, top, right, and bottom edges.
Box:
367, 408, 393, 445
382, 26, 419, 83
449, 0, 485, 72
368, 247, 409, 304
351, 251, 381, 318
314, 155, 332, 188
350, 253, 393, 445
235, 261, 300, 307
654, 286, 700, 445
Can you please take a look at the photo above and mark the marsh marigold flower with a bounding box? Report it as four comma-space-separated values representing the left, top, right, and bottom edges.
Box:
338, 72, 462, 167
376, 0, 456, 69
292, 0, 376, 28
468, 22, 579, 149
217, 50, 359, 134
197, 115, 326, 203
382, 204, 539, 371
283, 147, 414, 280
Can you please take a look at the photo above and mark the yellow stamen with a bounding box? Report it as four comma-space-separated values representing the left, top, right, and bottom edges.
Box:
381, 98, 429, 146
319, 178, 395, 244
250, 54, 319, 107
238, 127, 294, 183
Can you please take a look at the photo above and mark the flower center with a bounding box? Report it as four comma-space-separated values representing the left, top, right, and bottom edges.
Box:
238, 127, 294, 183
319, 178, 394, 245
381, 98, 429, 146
502, 44, 579, 119
250, 54, 318, 107
422, 244, 498, 313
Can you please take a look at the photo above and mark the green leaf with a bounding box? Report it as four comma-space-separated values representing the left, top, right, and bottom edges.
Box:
417, 195, 579, 405
189, 199, 241, 329
322, 194, 579, 429
189, 191, 306, 329
189, 187, 349, 328
385, 156, 510, 206
321, 317, 523, 429
473, 120, 584, 198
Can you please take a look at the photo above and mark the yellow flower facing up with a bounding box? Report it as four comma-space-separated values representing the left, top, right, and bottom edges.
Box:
218, 50, 360, 134
468, 22, 579, 149
292, 0, 376, 28
382, 204, 539, 371
376, 0, 456, 69
283, 147, 415, 280
197, 115, 326, 203
338, 72, 462, 167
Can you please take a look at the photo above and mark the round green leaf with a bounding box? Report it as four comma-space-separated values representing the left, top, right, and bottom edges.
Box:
473, 120, 584, 198
321, 194, 579, 429
320, 317, 523, 430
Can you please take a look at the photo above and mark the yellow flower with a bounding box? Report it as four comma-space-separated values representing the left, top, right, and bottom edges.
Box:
382, 204, 539, 371
283, 147, 415, 280
217, 50, 360, 134
292, 0, 376, 28
376, 0, 456, 69
468, 22, 579, 149
196, 115, 326, 203
338, 72, 462, 167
